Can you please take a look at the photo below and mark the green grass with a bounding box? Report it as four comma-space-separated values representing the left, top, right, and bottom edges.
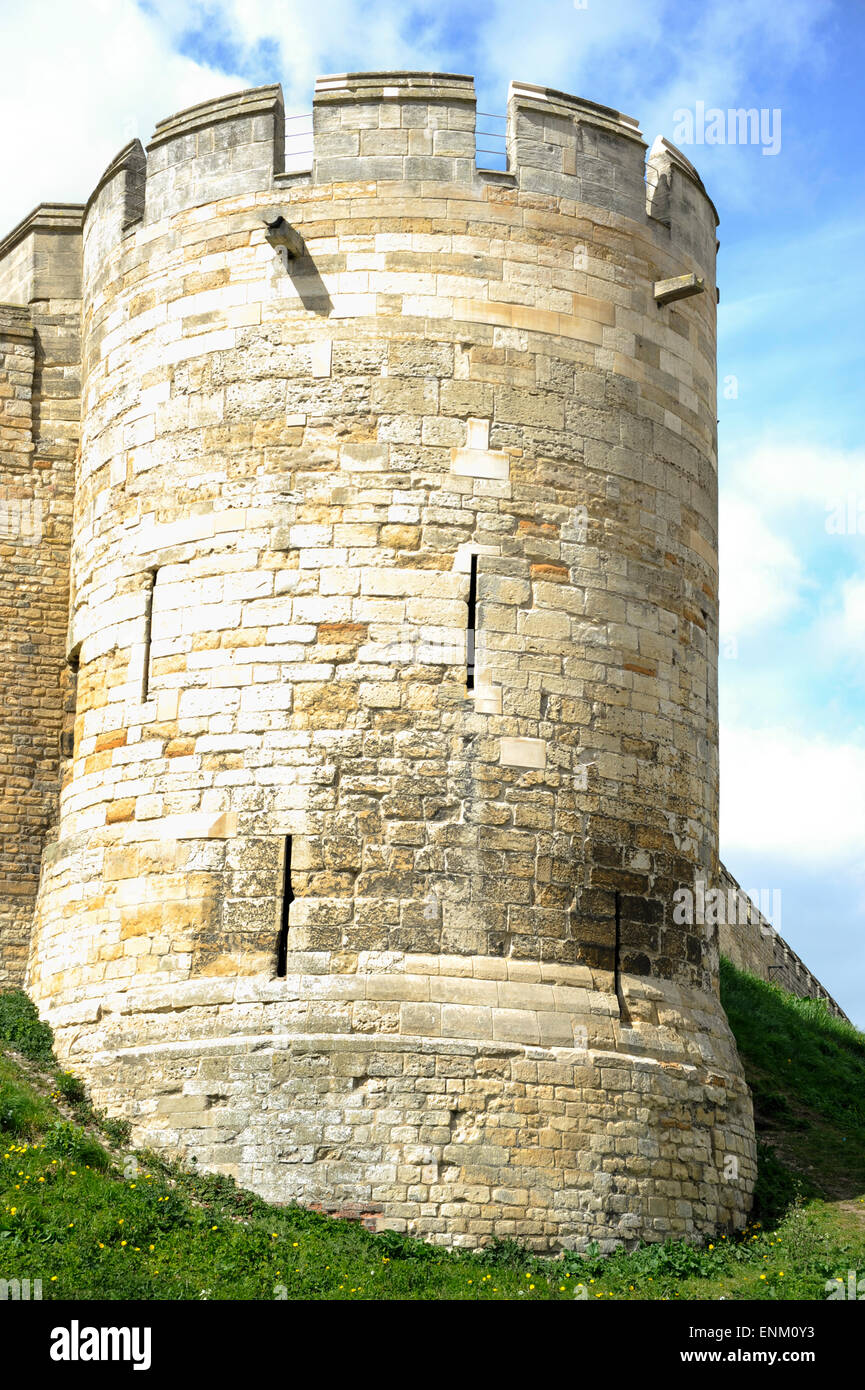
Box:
0, 990, 54, 1066
720, 957, 865, 1208
1, 967, 864, 1301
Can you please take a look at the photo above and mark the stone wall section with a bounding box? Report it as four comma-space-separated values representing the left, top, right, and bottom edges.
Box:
54, 954, 754, 1251
719, 863, 849, 1021
0, 208, 82, 986
34, 76, 723, 999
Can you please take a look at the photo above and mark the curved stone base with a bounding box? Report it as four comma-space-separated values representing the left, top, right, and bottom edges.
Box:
41, 955, 756, 1251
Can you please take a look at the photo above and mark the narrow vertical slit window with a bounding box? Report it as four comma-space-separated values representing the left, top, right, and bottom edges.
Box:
614, 888, 621, 996
141, 569, 157, 701
276, 835, 293, 978
613, 889, 630, 1022
60, 646, 81, 759
466, 553, 478, 690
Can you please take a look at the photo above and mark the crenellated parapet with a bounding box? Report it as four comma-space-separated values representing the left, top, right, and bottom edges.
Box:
145, 85, 285, 223
718, 864, 850, 1021
312, 71, 477, 185
71, 75, 717, 295
0, 203, 84, 306
646, 136, 719, 285
506, 82, 646, 222
83, 141, 146, 291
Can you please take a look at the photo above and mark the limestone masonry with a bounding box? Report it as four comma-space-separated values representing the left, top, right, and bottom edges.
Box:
0, 72, 846, 1250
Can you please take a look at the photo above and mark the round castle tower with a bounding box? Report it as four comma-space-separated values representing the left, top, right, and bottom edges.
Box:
26, 73, 755, 1249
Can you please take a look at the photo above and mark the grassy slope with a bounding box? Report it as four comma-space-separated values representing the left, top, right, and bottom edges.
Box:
720, 958, 865, 1209
2, 963, 864, 1301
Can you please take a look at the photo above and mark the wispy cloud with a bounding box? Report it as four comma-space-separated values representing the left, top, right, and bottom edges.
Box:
818, 575, 865, 677
721, 723, 865, 865
0, 0, 243, 230
723, 443, 865, 512
0, 0, 842, 228
719, 496, 806, 637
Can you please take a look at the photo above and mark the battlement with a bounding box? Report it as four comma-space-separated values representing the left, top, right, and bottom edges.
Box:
0, 75, 719, 305
311, 70, 478, 185
0, 203, 83, 306
145, 84, 285, 223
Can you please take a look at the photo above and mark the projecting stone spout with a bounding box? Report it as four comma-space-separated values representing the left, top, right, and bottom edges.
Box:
261, 210, 305, 259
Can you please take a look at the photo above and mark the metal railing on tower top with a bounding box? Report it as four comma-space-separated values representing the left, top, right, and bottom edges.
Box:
283, 112, 313, 171
281, 111, 510, 173
475, 112, 508, 170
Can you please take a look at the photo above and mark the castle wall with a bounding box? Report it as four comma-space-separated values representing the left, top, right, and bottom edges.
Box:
0, 208, 82, 987
718, 864, 849, 1021
14, 74, 755, 1248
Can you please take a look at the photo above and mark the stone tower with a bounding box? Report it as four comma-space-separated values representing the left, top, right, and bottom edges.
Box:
1, 73, 757, 1249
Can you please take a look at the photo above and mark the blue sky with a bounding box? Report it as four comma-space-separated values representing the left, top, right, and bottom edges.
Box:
2, 0, 863, 1021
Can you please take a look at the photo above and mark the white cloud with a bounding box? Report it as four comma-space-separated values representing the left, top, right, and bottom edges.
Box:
143, 0, 462, 108
721, 723, 865, 865
0, 0, 837, 234
819, 574, 865, 667
0, 0, 243, 232
723, 443, 865, 513
723, 442, 865, 658
717, 440, 865, 647
718, 495, 804, 635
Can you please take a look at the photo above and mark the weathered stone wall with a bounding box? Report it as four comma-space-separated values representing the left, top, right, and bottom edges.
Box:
0, 208, 82, 987
5, 73, 756, 1248
718, 864, 849, 1021
74, 963, 752, 1248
